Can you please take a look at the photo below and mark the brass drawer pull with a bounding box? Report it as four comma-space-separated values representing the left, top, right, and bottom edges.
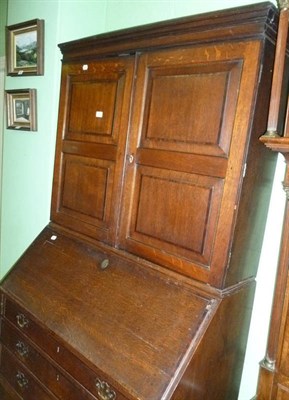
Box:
16, 340, 29, 357
16, 371, 29, 389
16, 313, 29, 329
95, 378, 116, 400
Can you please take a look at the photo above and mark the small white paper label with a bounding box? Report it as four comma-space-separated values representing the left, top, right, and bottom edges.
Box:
96, 111, 103, 118
82, 64, 88, 70
50, 235, 57, 241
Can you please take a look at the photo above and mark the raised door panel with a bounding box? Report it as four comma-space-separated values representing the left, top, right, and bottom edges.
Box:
67, 79, 118, 139
140, 61, 238, 157
126, 166, 223, 269
51, 58, 135, 244
119, 41, 261, 285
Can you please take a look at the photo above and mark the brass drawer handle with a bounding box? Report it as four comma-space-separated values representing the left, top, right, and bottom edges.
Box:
16, 340, 29, 357
16, 371, 29, 389
16, 313, 29, 329
95, 378, 116, 400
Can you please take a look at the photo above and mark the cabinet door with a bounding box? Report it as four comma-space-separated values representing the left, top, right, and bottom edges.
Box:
51, 58, 135, 244
118, 41, 262, 285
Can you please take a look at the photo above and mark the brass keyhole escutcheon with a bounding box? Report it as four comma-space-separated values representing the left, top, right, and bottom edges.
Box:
100, 258, 110, 270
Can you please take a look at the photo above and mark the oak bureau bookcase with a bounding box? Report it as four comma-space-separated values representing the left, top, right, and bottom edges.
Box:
0, 2, 284, 399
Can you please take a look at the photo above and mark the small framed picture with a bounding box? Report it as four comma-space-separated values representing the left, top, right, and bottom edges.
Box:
6, 89, 37, 131
6, 19, 44, 76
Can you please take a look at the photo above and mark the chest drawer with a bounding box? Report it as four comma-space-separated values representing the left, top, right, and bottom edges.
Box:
0, 376, 22, 400
0, 345, 57, 400
2, 295, 129, 400
0, 319, 97, 400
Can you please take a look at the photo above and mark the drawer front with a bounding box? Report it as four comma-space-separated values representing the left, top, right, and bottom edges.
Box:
0, 346, 56, 400
1, 319, 97, 400
0, 375, 23, 400
2, 296, 128, 400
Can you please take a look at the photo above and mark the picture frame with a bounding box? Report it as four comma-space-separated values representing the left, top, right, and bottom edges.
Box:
6, 89, 37, 131
6, 19, 44, 76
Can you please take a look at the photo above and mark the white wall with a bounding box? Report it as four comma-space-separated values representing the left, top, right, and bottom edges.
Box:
239, 155, 286, 399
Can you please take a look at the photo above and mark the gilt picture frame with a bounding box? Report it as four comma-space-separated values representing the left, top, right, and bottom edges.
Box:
6, 19, 44, 76
6, 89, 37, 131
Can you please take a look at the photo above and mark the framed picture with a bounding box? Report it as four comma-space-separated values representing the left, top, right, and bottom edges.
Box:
6, 19, 44, 76
6, 89, 37, 131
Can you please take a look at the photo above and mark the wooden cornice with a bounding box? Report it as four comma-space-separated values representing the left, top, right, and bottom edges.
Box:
58, 2, 278, 62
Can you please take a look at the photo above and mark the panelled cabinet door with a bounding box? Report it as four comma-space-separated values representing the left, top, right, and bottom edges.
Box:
118, 41, 262, 285
51, 58, 135, 244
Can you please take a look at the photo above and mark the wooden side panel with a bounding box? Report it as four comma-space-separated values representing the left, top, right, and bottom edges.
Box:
172, 281, 255, 400
51, 58, 135, 244
119, 41, 261, 285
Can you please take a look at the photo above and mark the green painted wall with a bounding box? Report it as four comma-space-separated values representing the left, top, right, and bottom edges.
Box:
1, 0, 62, 277
0, 0, 8, 280
0, 1, 284, 399
0, 0, 7, 57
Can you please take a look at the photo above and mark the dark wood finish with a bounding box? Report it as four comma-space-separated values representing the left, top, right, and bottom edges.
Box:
0, 346, 57, 400
52, 8, 279, 288
277, 386, 289, 400
118, 47, 241, 283
0, 377, 22, 400
0, 228, 255, 400
58, 2, 279, 61
1, 320, 96, 400
171, 282, 256, 399
51, 58, 135, 245
117, 39, 276, 286
0, 228, 217, 400
0, 3, 283, 400
265, 7, 289, 135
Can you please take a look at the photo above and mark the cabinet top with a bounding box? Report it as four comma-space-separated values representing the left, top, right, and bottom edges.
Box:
59, 2, 278, 62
